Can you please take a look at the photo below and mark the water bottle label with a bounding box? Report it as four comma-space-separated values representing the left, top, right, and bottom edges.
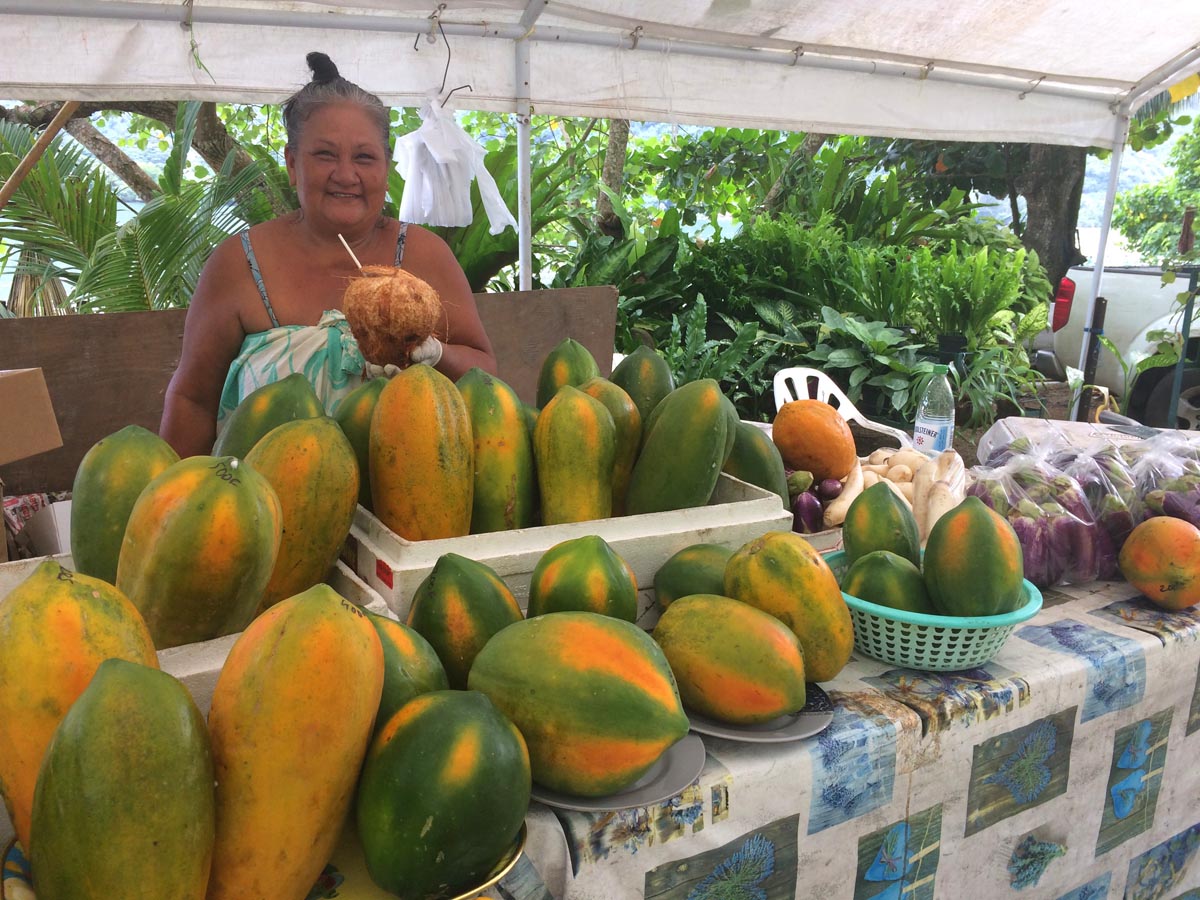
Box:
913, 420, 953, 453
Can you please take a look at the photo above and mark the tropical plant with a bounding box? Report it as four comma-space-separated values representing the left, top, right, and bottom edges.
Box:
793, 307, 936, 422
658, 295, 777, 413
1, 104, 266, 313
913, 241, 1031, 349
0, 119, 120, 307
1113, 116, 1200, 263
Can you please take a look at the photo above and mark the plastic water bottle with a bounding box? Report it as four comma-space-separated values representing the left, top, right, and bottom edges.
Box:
913, 364, 955, 454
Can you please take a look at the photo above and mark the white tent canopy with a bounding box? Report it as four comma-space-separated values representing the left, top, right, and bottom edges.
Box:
1, 1, 1198, 361
2, 1, 1198, 149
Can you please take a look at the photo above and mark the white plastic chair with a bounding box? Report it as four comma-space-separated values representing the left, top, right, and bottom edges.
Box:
773, 367, 912, 448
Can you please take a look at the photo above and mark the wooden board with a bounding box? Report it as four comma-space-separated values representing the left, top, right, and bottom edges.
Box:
0, 286, 617, 495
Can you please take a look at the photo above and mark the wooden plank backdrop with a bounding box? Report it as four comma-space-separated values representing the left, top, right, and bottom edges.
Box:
0, 285, 617, 495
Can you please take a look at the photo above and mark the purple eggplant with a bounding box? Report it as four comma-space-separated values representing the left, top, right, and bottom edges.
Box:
815, 478, 844, 502
1060, 516, 1099, 585
1093, 525, 1120, 580
1162, 488, 1200, 529
1010, 514, 1049, 588
792, 491, 825, 534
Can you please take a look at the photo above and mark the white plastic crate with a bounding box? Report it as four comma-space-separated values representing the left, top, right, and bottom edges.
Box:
344, 473, 794, 623
0, 553, 390, 849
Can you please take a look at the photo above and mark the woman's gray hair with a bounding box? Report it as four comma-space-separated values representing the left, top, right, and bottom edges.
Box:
282, 52, 391, 151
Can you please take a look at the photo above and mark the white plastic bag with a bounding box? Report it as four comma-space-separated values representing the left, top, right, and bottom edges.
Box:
393, 99, 517, 235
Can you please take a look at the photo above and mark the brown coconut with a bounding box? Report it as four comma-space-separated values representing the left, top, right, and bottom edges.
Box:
342, 265, 442, 365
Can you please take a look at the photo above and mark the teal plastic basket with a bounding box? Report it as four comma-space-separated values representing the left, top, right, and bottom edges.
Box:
824, 550, 1043, 671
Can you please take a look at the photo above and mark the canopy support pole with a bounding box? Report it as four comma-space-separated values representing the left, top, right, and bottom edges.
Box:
515, 34, 533, 290
0, 100, 80, 215
1072, 112, 1129, 419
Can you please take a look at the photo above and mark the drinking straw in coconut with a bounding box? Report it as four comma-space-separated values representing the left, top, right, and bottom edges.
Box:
337, 233, 364, 273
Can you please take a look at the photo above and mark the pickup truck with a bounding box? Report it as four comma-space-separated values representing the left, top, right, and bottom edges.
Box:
1034, 265, 1200, 428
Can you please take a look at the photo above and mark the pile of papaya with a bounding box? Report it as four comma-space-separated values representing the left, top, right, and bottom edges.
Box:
348, 338, 792, 543
837, 482, 1028, 618
0, 557, 531, 900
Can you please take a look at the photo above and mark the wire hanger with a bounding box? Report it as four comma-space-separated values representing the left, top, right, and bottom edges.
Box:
413, 6, 474, 108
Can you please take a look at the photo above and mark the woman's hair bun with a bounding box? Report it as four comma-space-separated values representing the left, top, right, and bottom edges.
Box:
306, 52, 340, 85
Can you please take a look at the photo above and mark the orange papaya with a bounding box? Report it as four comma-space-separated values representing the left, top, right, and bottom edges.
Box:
722, 421, 789, 508
724, 530, 854, 682
627, 379, 730, 515
0, 560, 158, 854
115, 456, 282, 649
653, 543, 734, 611
357, 691, 530, 900
533, 386, 616, 525
457, 368, 538, 533
923, 496, 1025, 616
212, 372, 323, 459
527, 534, 638, 621
1119, 516, 1200, 610
468, 612, 688, 796
842, 550, 936, 614
406, 553, 524, 689
842, 481, 921, 567
610, 345, 675, 423
653, 593, 806, 724
365, 611, 449, 731
205, 584, 383, 900
371, 365, 474, 541
536, 338, 600, 408
246, 416, 359, 613
334, 376, 388, 511
30, 659, 214, 900
70, 425, 179, 585
579, 377, 642, 516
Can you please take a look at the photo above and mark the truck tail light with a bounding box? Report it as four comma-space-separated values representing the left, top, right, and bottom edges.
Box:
1051, 276, 1075, 332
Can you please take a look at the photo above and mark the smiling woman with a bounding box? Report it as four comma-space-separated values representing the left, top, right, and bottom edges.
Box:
159, 52, 498, 459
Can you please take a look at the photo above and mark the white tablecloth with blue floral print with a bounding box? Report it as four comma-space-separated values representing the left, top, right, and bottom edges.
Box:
510, 577, 1200, 900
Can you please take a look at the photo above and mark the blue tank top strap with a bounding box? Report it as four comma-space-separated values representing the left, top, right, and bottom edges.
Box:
240, 230, 280, 329
395, 222, 409, 267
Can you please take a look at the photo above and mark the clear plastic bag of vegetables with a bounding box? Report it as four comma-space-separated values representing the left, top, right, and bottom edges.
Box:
1126, 431, 1200, 527
966, 449, 1101, 589
1052, 444, 1137, 580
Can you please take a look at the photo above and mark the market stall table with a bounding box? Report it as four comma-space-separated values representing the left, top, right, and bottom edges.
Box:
504, 576, 1200, 900
4, 572, 1200, 899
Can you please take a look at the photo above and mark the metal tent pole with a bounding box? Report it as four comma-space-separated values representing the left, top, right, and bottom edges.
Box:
515, 36, 533, 291
1071, 112, 1129, 419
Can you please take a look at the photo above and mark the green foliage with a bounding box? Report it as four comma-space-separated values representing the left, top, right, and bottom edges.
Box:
1112, 117, 1200, 263
0, 111, 265, 312
793, 307, 934, 421
913, 241, 1030, 349
657, 295, 775, 411
0, 120, 118, 278
550, 209, 686, 352
73, 156, 266, 311
952, 344, 1042, 427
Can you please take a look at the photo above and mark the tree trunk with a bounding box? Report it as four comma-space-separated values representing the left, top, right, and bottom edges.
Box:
762, 132, 829, 219
596, 118, 630, 239
1016, 144, 1087, 288
63, 119, 161, 201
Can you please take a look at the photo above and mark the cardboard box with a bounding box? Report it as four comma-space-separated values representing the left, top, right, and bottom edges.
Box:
345, 473, 795, 623
1, 368, 63, 562
0, 368, 62, 467
22, 498, 71, 557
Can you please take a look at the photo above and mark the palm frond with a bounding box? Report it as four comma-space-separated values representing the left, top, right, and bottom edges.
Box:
0, 121, 119, 275
73, 161, 264, 311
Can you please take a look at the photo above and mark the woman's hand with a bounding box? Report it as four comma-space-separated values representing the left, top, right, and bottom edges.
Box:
409, 336, 444, 367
